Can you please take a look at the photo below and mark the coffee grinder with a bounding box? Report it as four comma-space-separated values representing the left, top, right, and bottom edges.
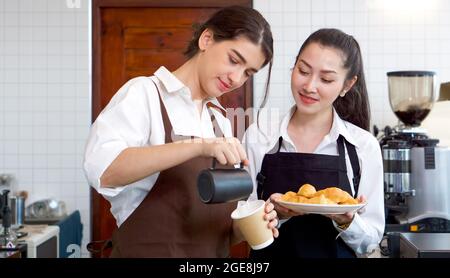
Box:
376, 71, 450, 257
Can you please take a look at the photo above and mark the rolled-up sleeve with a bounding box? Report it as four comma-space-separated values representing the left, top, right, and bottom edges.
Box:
83, 78, 152, 198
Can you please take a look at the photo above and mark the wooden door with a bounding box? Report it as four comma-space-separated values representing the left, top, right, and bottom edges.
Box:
92, 0, 253, 257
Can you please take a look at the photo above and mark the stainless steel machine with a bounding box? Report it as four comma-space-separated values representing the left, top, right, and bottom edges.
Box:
375, 71, 450, 257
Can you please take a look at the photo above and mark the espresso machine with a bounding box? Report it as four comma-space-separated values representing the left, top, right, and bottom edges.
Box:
375, 71, 450, 257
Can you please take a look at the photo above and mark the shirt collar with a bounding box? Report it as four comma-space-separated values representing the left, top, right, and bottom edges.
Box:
154, 66, 226, 114
263, 106, 295, 152
154, 66, 185, 93
329, 108, 359, 148
268, 105, 359, 151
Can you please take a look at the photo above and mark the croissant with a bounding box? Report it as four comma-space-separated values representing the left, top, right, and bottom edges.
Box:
282, 192, 309, 203
305, 194, 337, 205
281, 191, 297, 201
280, 184, 359, 205
340, 198, 359, 205
297, 184, 316, 198
313, 187, 355, 204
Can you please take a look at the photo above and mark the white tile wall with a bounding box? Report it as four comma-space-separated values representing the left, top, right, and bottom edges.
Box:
254, 0, 450, 130
0, 0, 90, 257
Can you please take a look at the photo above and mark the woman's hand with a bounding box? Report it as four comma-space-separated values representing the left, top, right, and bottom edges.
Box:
198, 137, 249, 166
231, 200, 280, 245
324, 195, 367, 226
270, 193, 305, 219
264, 200, 279, 238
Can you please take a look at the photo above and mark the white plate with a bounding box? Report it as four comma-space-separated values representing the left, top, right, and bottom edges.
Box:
276, 200, 367, 215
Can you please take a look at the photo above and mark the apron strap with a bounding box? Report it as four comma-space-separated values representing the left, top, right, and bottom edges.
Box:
276, 136, 283, 153
337, 135, 361, 197
344, 140, 361, 197
151, 78, 174, 143
206, 104, 225, 138
336, 136, 349, 189
150, 78, 226, 142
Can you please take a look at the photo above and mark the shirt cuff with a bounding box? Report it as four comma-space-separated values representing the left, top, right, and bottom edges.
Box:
84, 142, 128, 198
333, 221, 348, 232
333, 213, 362, 234
333, 213, 368, 246
333, 214, 380, 254
95, 177, 126, 198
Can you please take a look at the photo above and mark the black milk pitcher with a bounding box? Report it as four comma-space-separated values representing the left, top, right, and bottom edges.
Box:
197, 160, 253, 204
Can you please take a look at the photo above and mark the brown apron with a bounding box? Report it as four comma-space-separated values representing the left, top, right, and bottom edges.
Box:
109, 79, 236, 258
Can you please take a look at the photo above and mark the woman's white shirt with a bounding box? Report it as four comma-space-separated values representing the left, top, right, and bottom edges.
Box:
243, 106, 385, 255
83, 66, 232, 227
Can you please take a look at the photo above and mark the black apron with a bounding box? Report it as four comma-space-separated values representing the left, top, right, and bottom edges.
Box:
251, 135, 361, 258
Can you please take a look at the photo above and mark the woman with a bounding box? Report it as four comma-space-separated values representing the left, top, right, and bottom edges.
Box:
83, 6, 278, 258
244, 28, 384, 258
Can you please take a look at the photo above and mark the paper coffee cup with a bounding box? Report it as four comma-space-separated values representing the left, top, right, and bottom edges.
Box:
231, 200, 274, 250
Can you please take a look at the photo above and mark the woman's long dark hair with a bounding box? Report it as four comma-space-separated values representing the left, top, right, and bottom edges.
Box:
292, 28, 371, 131
258, 29, 370, 131
184, 6, 273, 110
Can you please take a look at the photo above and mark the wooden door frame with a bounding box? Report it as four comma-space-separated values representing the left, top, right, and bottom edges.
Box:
91, 0, 253, 253
93, 0, 253, 120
